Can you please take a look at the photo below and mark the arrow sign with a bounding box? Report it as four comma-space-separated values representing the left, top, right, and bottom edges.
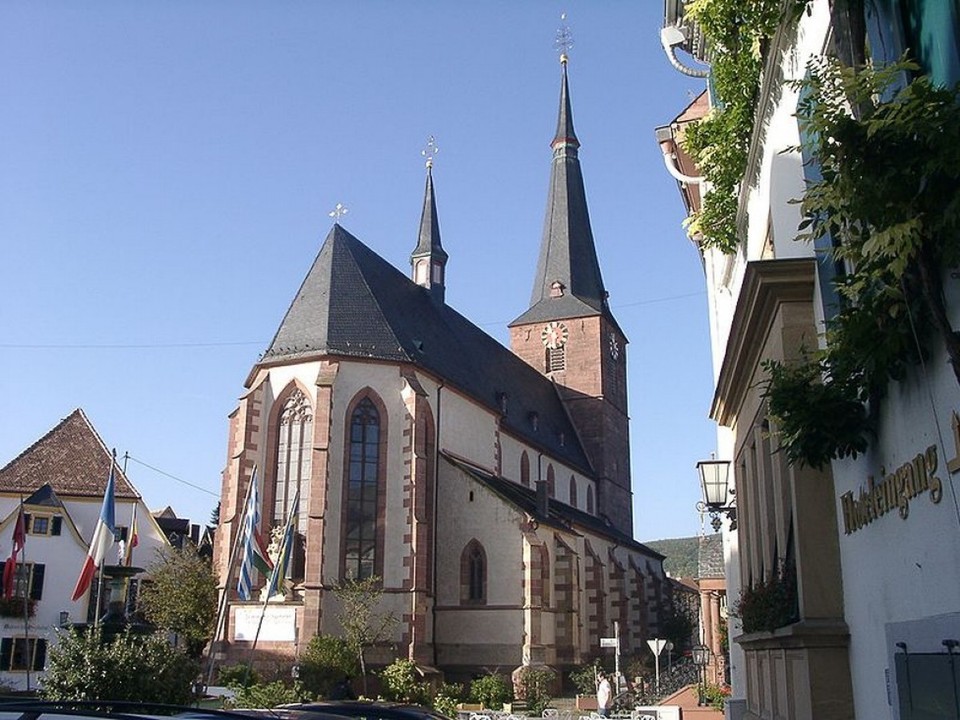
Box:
647, 638, 668, 656
600, 637, 618, 648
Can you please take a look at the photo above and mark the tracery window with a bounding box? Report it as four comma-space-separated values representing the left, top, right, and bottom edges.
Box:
344, 397, 381, 580
275, 389, 312, 529
275, 388, 312, 582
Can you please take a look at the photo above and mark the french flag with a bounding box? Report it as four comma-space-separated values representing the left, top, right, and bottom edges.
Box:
72, 459, 118, 602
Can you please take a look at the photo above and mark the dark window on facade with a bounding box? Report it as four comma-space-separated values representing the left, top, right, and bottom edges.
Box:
587, 485, 595, 514
547, 465, 556, 498
569, 476, 578, 507
30, 516, 49, 535
0, 637, 46, 671
461, 540, 487, 605
344, 397, 380, 581
14, 563, 44, 601
520, 451, 530, 487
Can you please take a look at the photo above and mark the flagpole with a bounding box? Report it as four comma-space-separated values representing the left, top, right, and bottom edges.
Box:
247, 489, 299, 673
93, 451, 118, 631
18, 496, 30, 693
204, 463, 259, 688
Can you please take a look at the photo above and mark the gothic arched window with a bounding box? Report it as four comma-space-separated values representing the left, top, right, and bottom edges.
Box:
520, 451, 530, 487
569, 475, 578, 507
343, 396, 383, 581
546, 465, 556, 497
274, 388, 312, 582
461, 540, 487, 605
587, 484, 596, 514
275, 389, 312, 529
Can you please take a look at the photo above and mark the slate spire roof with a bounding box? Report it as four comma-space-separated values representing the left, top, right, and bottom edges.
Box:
0, 408, 139, 498
510, 59, 618, 330
412, 166, 447, 265
410, 163, 448, 305
259, 224, 592, 472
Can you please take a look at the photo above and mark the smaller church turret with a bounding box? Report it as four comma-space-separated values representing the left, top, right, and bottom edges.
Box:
411, 136, 447, 305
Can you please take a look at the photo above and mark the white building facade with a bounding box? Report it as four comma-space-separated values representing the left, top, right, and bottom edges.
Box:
658, 1, 960, 719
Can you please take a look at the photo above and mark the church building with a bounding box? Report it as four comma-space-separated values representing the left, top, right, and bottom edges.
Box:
212, 55, 667, 681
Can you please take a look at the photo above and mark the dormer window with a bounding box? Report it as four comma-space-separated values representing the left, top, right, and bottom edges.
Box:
550, 281, 565, 298
529, 412, 540, 432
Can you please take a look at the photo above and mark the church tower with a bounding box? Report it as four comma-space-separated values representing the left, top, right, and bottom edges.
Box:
410, 139, 448, 305
509, 54, 632, 535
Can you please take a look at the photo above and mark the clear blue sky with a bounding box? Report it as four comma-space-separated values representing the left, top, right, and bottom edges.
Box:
0, 2, 714, 542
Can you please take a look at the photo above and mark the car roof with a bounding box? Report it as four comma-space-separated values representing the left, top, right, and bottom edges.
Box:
279, 703, 449, 720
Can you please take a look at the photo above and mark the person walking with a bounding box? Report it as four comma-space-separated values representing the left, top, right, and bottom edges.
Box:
596, 671, 612, 718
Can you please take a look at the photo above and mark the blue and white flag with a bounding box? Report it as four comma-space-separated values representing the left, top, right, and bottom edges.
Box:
237, 467, 270, 600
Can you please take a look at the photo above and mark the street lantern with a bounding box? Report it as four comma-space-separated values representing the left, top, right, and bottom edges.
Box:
696, 459, 736, 531
692, 644, 711, 706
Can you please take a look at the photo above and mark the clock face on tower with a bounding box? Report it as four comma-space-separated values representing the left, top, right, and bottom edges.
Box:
608, 333, 620, 360
541, 321, 569, 349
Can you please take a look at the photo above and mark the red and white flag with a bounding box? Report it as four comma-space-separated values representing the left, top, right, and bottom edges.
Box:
72, 459, 118, 602
2, 503, 26, 599
123, 503, 139, 566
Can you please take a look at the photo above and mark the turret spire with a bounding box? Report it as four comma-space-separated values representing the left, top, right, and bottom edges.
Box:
411, 136, 447, 305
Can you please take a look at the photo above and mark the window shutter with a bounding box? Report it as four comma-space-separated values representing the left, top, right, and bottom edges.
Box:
33, 639, 46, 671
51, 516, 62, 536
30, 565, 45, 601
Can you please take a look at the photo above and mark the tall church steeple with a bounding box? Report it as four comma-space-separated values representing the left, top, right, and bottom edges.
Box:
411, 137, 447, 306
511, 55, 614, 329
509, 53, 633, 535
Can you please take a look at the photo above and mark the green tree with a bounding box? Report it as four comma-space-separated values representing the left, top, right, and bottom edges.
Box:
431, 682, 465, 717
227, 680, 305, 708
333, 576, 397, 695
298, 634, 360, 699
569, 663, 600, 697
515, 666, 555, 716
469, 673, 512, 709
380, 659, 429, 704
138, 544, 218, 658
42, 627, 199, 705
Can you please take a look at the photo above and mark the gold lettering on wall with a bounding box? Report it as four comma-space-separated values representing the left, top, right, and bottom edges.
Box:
840, 444, 943, 535
948, 412, 960, 474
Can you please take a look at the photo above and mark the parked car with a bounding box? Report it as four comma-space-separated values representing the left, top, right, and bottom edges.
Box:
278, 701, 453, 720
0, 700, 288, 720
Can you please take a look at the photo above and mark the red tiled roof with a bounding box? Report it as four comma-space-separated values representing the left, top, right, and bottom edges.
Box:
0, 409, 138, 499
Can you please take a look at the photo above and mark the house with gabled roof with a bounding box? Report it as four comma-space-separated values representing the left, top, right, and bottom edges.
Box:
212, 54, 670, 683
0, 408, 170, 690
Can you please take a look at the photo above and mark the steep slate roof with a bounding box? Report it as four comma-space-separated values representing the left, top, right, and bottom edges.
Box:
444, 454, 663, 559
0, 409, 139, 499
411, 167, 447, 264
510, 60, 622, 335
260, 224, 593, 473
